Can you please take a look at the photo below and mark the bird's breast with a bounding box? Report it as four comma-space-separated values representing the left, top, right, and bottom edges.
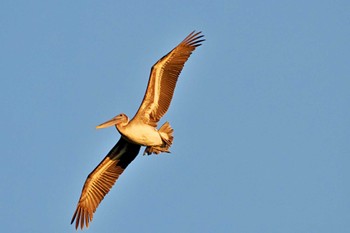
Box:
120, 123, 163, 146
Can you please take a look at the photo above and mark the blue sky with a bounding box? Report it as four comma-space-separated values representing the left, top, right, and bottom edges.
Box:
1, 1, 349, 233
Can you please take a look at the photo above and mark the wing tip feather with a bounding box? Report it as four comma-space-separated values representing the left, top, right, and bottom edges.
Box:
183, 30, 205, 47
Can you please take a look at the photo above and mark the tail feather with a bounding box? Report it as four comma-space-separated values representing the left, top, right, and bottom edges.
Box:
144, 122, 174, 155
159, 121, 174, 146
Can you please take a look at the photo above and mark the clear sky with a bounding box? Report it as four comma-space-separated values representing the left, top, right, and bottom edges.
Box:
1, 1, 349, 233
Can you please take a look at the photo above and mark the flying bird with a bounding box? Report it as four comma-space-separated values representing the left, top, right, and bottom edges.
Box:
71, 31, 204, 230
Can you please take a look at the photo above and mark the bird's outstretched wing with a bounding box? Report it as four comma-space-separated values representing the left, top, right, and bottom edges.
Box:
71, 137, 141, 230
132, 31, 204, 126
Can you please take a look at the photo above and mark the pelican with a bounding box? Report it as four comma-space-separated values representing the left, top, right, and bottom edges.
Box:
71, 31, 204, 229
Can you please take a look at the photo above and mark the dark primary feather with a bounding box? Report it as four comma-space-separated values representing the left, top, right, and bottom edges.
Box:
71, 138, 141, 229
132, 31, 205, 126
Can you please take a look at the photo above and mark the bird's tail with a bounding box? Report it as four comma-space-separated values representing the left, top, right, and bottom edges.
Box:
144, 122, 174, 155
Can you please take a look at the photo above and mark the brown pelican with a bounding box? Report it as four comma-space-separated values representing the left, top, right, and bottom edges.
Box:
71, 31, 204, 229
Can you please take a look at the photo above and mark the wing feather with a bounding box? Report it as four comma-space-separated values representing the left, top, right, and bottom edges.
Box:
71, 137, 141, 229
132, 31, 205, 126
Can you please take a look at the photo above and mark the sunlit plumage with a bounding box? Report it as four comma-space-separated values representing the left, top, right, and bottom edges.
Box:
71, 31, 204, 229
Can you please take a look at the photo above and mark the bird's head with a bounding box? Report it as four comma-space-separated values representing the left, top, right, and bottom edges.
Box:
96, 113, 129, 129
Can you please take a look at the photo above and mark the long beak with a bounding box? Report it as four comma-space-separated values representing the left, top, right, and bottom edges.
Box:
96, 118, 118, 129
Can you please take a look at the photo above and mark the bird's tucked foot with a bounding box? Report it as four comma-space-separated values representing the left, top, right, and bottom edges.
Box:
143, 146, 170, 155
